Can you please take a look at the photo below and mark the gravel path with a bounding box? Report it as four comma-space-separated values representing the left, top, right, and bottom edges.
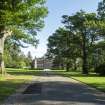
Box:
2, 72, 105, 105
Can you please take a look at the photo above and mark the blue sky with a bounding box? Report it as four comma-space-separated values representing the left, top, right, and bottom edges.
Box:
22, 0, 100, 58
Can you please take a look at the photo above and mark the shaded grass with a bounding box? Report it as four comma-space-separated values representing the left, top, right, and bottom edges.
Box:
6, 68, 42, 76
55, 71, 105, 92
0, 68, 42, 103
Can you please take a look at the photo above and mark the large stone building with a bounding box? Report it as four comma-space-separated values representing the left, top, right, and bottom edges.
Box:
32, 57, 53, 69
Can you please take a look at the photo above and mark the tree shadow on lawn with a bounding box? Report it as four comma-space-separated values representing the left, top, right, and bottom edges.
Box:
87, 83, 105, 93
6, 69, 58, 77
0, 79, 26, 102
6, 69, 42, 76
56, 71, 103, 77
4, 81, 105, 105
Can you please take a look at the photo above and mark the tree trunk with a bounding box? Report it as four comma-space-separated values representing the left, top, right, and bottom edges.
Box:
66, 62, 70, 72
74, 60, 77, 71
0, 28, 12, 75
0, 36, 5, 75
82, 34, 88, 75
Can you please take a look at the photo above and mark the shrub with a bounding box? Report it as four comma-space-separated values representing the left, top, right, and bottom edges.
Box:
95, 64, 105, 76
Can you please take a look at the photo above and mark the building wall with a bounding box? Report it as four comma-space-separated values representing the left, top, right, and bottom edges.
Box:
34, 58, 53, 69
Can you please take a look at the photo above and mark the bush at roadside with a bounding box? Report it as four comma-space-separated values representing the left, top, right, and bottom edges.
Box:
95, 64, 105, 76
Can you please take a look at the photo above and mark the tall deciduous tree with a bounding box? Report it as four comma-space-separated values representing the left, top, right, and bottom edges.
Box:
47, 11, 99, 74
47, 28, 65, 69
47, 27, 80, 71
62, 11, 97, 74
0, 0, 48, 74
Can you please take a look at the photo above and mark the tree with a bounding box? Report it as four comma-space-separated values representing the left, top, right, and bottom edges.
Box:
4, 38, 27, 68
62, 11, 98, 74
0, 0, 48, 74
62, 15, 82, 71
98, 0, 105, 19
47, 28, 65, 69
47, 11, 100, 74
47, 27, 81, 71
26, 51, 33, 68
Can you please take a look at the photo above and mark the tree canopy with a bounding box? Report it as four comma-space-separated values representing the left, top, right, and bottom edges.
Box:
46, 5, 105, 74
0, 0, 48, 46
0, 0, 48, 74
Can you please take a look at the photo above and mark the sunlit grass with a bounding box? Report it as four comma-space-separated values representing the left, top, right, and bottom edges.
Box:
0, 68, 41, 103
55, 71, 105, 92
73, 76, 105, 92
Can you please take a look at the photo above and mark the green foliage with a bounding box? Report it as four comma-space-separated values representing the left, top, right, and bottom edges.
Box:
4, 38, 28, 68
98, 0, 105, 19
95, 64, 105, 76
0, 0, 48, 46
0, 0, 48, 73
26, 51, 32, 67
47, 11, 100, 74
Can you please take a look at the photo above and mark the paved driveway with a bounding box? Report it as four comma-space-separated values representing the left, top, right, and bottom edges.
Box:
3, 72, 105, 105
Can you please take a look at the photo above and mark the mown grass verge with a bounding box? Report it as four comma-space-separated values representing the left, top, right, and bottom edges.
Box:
0, 68, 41, 103
54, 70, 105, 92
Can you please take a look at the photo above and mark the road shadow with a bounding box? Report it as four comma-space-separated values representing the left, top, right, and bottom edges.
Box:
4, 80, 105, 105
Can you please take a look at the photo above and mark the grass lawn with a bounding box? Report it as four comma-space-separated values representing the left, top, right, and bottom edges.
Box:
0, 68, 41, 103
55, 70, 105, 93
